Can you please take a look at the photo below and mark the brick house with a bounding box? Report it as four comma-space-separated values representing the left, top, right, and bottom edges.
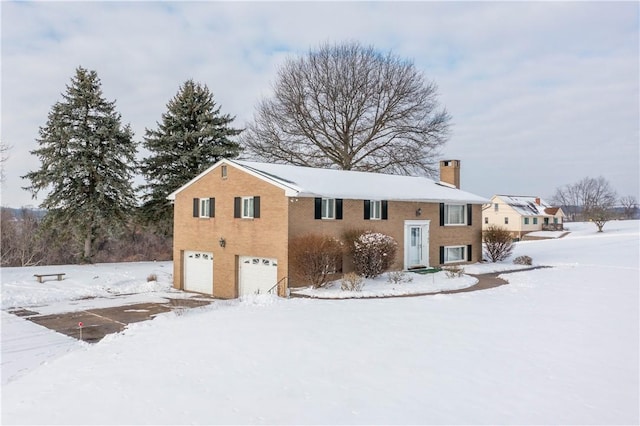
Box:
482, 195, 565, 239
167, 159, 487, 298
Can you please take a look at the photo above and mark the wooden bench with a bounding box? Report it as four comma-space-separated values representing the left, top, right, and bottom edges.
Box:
34, 273, 66, 283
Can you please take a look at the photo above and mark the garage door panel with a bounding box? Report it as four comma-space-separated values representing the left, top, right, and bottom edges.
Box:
184, 251, 213, 294
238, 256, 278, 296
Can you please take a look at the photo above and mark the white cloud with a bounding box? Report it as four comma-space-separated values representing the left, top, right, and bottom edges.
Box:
1, 1, 638, 207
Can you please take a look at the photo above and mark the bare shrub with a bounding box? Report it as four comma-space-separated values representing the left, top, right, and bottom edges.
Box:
444, 265, 465, 278
289, 234, 344, 288
483, 225, 515, 262
353, 232, 397, 278
387, 271, 413, 285
341, 272, 365, 291
513, 255, 532, 266
147, 273, 158, 282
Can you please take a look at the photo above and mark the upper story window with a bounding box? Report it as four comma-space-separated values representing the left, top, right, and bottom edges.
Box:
314, 197, 343, 220
444, 204, 466, 225
370, 200, 382, 220
440, 203, 471, 226
234, 196, 261, 219
200, 198, 211, 218
221, 165, 228, 178
322, 198, 335, 219
494, 203, 499, 211
242, 197, 254, 218
364, 200, 388, 220
193, 197, 214, 218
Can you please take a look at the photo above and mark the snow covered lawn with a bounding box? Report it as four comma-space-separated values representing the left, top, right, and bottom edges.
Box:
1, 221, 638, 424
292, 269, 478, 298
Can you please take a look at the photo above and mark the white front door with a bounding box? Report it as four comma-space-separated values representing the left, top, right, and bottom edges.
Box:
404, 220, 430, 269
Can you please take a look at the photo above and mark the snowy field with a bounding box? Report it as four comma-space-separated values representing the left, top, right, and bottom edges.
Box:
1, 221, 638, 424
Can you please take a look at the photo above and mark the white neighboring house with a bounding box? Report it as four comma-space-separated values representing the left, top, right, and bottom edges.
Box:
483, 195, 565, 239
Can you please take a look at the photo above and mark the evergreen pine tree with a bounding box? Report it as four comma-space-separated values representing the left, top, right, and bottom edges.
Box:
139, 80, 242, 234
23, 66, 137, 261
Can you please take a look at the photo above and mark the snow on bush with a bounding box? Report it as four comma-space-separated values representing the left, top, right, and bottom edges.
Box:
386, 271, 413, 285
513, 255, 533, 265
353, 232, 397, 278
341, 272, 365, 291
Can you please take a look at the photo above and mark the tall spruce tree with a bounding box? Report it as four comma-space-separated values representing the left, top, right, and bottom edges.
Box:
23, 66, 137, 261
139, 80, 242, 234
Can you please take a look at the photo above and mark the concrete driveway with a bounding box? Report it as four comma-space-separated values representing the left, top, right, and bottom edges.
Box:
8, 295, 215, 343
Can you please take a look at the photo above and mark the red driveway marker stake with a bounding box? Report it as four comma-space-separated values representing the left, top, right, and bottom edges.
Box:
78, 322, 83, 341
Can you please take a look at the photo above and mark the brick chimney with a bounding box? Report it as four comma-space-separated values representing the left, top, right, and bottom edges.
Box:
535, 197, 541, 205
440, 160, 460, 189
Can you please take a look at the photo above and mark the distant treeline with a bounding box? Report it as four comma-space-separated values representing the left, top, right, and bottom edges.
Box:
1, 207, 172, 267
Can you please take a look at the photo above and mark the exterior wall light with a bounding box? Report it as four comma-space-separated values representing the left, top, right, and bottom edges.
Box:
416, 208, 422, 217
219, 238, 226, 248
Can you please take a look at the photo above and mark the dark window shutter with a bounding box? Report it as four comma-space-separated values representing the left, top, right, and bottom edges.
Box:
439, 203, 445, 226
382, 200, 388, 220
439, 246, 445, 264
467, 204, 473, 226
209, 198, 215, 218
336, 199, 343, 220
234, 197, 241, 218
253, 196, 260, 218
193, 198, 199, 217
314, 198, 322, 219
363, 200, 371, 220
467, 244, 472, 262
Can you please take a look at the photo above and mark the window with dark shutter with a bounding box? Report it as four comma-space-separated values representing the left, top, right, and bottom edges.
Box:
467, 204, 472, 226
381, 200, 388, 220
314, 198, 322, 219
336, 199, 343, 220
253, 196, 260, 218
439, 203, 445, 226
364, 200, 371, 220
209, 198, 215, 218
193, 198, 199, 217
467, 245, 472, 262
234, 197, 241, 218
439, 246, 445, 264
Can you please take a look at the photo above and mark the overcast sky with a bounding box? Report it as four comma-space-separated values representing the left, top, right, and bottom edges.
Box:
1, 1, 638, 209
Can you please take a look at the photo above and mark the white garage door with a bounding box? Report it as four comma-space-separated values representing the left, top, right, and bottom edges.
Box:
238, 256, 278, 296
184, 251, 213, 294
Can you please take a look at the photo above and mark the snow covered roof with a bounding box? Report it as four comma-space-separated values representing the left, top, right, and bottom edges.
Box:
168, 159, 489, 204
495, 195, 562, 217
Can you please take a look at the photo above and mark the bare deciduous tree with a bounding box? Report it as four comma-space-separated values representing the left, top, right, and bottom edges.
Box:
241, 41, 451, 177
0, 141, 11, 183
553, 177, 617, 232
619, 195, 638, 220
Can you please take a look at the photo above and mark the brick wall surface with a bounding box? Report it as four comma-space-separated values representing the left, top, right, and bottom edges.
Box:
173, 163, 483, 296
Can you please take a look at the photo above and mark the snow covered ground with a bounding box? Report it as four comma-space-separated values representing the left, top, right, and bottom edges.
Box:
1, 221, 638, 424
